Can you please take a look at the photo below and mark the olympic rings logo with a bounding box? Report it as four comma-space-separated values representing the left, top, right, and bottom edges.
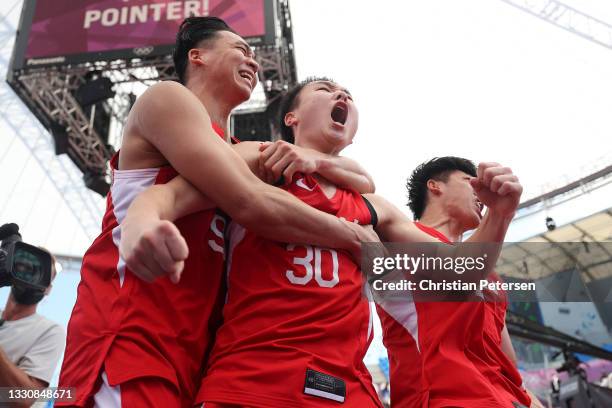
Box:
132, 46, 154, 57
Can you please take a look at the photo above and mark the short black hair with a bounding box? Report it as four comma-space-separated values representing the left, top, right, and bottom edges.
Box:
172, 17, 236, 84
277, 76, 336, 144
407, 156, 477, 220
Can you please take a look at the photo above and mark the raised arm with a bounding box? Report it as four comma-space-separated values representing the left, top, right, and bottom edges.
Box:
364, 162, 521, 280
368, 163, 520, 244
464, 162, 522, 244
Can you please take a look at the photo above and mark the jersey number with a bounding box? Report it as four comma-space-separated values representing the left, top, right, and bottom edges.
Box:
208, 214, 226, 257
286, 244, 339, 288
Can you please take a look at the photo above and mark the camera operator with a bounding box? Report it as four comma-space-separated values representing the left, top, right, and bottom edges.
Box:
0, 249, 65, 407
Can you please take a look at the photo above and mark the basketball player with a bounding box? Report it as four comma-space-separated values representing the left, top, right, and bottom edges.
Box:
121, 78, 522, 407
377, 157, 542, 407
57, 19, 379, 408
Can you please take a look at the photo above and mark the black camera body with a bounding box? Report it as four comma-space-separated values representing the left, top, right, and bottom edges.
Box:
0, 223, 53, 305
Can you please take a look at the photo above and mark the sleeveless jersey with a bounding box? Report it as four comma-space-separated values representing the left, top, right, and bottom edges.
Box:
380, 222, 530, 408
477, 276, 531, 407
197, 174, 383, 408
57, 124, 228, 407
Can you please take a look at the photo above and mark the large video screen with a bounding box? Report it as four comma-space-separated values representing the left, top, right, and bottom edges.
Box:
10, 0, 274, 70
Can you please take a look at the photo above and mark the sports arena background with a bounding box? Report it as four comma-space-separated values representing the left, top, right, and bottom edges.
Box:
0, 0, 611, 406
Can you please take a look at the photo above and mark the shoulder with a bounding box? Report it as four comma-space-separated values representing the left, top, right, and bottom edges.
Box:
363, 193, 386, 209
129, 81, 212, 142
135, 81, 199, 112
141, 80, 189, 97
363, 193, 414, 231
33, 315, 65, 340
363, 194, 394, 220
142, 81, 189, 96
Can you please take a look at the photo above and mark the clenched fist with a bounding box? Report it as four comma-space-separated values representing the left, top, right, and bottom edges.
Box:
120, 219, 189, 283
470, 162, 523, 219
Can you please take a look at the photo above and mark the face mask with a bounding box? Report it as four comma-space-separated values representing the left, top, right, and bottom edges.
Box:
11, 284, 44, 305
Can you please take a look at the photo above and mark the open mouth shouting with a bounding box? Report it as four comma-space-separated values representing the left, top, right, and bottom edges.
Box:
331, 101, 348, 127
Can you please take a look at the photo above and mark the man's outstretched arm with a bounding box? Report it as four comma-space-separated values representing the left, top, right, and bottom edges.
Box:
121, 175, 378, 283
121, 82, 376, 282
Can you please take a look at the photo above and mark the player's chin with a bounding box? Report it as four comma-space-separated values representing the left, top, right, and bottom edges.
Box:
329, 124, 353, 144
233, 80, 253, 102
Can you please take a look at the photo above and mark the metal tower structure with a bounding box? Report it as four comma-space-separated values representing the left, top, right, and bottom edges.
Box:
2, 0, 297, 239
0, 0, 103, 240
7, 0, 297, 196
500, 0, 612, 50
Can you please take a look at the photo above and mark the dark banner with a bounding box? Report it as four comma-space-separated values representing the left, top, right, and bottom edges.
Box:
11, 0, 274, 70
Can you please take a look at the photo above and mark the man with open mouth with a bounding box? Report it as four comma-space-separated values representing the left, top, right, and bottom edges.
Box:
56, 17, 380, 408
121, 76, 523, 407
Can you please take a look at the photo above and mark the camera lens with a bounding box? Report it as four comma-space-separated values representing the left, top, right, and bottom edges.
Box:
13, 246, 42, 285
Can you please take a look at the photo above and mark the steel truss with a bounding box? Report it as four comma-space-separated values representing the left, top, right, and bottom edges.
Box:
0, 1, 103, 240
7, 0, 297, 183
500, 0, 612, 50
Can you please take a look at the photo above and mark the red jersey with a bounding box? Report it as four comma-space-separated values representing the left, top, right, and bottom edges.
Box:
478, 276, 531, 407
375, 223, 452, 408
376, 298, 427, 407
406, 223, 530, 408
57, 125, 228, 407
197, 174, 383, 408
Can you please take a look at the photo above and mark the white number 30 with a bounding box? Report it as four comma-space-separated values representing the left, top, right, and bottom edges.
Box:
286, 244, 339, 288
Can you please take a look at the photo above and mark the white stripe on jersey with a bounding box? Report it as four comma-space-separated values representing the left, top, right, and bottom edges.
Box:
110, 168, 159, 286
379, 294, 420, 351
364, 284, 374, 342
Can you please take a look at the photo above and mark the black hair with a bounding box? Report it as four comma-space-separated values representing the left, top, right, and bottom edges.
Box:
172, 16, 236, 84
407, 156, 477, 220
277, 76, 336, 144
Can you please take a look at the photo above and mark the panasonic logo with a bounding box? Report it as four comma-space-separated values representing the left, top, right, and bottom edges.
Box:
26, 56, 66, 66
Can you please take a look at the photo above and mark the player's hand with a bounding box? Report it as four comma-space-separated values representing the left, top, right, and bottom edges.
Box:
259, 140, 320, 184
471, 162, 522, 219
120, 219, 188, 283
344, 223, 383, 263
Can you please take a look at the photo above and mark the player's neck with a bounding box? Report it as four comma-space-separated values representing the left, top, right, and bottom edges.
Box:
188, 80, 233, 137
295, 134, 340, 156
419, 206, 464, 243
2, 296, 36, 322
